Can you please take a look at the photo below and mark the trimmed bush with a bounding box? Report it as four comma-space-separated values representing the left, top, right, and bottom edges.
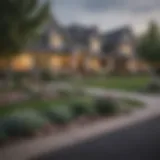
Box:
0, 118, 8, 142
44, 106, 73, 124
1, 109, 47, 137
70, 99, 95, 118
94, 97, 119, 115
145, 82, 160, 93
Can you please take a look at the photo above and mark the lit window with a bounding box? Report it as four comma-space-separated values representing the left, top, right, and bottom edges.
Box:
119, 45, 132, 56
11, 54, 34, 71
90, 37, 101, 53
50, 32, 63, 49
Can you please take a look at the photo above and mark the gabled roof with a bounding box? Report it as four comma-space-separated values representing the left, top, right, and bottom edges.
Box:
26, 16, 72, 53
101, 26, 134, 54
66, 24, 100, 50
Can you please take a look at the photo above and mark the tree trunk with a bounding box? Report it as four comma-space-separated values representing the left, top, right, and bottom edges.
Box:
5, 58, 14, 89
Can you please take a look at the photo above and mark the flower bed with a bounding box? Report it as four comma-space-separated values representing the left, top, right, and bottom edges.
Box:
0, 90, 144, 147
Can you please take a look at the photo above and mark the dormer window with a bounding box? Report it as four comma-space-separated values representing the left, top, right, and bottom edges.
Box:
119, 44, 132, 56
89, 36, 101, 54
50, 32, 64, 50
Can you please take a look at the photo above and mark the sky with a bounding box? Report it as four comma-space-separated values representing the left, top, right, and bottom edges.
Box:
52, 0, 160, 34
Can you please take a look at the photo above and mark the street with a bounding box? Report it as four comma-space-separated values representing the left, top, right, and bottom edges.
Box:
33, 116, 160, 160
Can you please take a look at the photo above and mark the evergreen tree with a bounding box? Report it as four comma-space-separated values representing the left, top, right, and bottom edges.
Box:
138, 20, 160, 62
0, 0, 50, 86
0, 0, 50, 58
137, 20, 160, 82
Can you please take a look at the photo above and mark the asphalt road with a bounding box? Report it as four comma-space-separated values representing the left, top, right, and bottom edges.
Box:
32, 116, 160, 160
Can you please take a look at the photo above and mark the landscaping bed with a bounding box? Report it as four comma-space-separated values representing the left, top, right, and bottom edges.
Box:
0, 89, 144, 147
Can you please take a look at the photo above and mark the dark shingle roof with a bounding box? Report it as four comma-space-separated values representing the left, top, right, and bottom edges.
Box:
66, 24, 99, 50
101, 26, 133, 54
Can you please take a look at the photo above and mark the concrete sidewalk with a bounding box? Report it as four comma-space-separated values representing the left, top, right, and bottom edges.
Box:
0, 90, 160, 160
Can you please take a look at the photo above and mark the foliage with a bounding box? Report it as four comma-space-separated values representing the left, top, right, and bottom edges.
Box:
142, 82, 160, 93
0, 0, 50, 58
0, 118, 8, 142
0, 109, 47, 137
70, 99, 95, 117
44, 106, 73, 124
137, 21, 160, 62
94, 96, 119, 115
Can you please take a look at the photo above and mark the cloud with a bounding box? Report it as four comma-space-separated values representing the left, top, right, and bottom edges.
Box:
84, 0, 160, 13
53, 0, 160, 34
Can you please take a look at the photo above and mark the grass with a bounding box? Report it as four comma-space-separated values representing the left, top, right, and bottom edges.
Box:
0, 75, 147, 118
0, 98, 68, 117
0, 95, 93, 117
72, 76, 150, 91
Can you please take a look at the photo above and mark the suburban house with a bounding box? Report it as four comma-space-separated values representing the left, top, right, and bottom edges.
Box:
0, 15, 147, 75
66, 24, 102, 73
101, 26, 137, 74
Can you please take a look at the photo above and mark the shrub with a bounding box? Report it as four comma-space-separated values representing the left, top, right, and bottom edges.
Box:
44, 106, 73, 124
1, 109, 47, 137
145, 82, 160, 93
70, 99, 95, 118
0, 118, 8, 142
94, 97, 119, 115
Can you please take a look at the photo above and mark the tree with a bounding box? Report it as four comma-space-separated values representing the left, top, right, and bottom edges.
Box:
0, 0, 50, 57
0, 0, 50, 86
137, 20, 160, 83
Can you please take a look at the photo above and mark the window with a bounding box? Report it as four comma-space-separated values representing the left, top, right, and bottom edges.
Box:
50, 32, 64, 49
119, 44, 132, 56
90, 37, 101, 53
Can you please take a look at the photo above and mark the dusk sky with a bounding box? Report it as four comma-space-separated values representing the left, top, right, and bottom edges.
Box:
53, 0, 160, 34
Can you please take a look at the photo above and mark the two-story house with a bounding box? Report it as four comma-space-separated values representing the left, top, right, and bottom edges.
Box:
66, 24, 102, 73
101, 26, 137, 74
6, 16, 139, 75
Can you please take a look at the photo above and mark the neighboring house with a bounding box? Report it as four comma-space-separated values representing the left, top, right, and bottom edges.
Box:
101, 26, 137, 74
102, 26, 135, 57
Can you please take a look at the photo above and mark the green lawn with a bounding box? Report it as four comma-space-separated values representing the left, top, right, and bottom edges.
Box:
0, 96, 93, 117
77, 76, 150, 91
0, 76, 148, 117
0, 98, 68, 117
